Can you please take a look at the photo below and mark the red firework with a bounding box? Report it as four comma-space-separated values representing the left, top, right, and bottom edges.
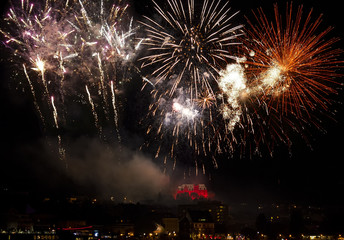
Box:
243, 3, 342, 118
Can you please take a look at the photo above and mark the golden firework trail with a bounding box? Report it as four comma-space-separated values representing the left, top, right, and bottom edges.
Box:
111, 81, 121, 143
23, 64, 45, 125
85, 85, 102, 135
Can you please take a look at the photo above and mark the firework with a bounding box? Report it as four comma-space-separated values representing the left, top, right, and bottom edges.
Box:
243, 3, 342, 117
140, 0, 242, 101
139, 0, 242, 171
59, 0, 140, 140
85, 84, 102, 135
1, 0, 140, 163
218, 63, 248, 132
2, 0, 342, 175
218, 3, 343, 156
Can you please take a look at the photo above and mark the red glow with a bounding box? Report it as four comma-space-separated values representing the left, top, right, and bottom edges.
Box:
61, 226, 93, 231
175, 184, 208, 200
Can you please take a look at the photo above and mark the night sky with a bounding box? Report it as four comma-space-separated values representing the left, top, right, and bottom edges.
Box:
0, 0, 344, 207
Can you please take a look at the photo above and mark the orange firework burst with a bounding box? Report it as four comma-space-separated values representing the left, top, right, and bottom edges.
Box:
243, 3, 342, 118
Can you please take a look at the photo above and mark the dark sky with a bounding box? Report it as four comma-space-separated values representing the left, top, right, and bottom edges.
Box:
0, 0, 344, 206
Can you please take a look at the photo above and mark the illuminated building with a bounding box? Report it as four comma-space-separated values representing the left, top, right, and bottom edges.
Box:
176, 184, 208, 200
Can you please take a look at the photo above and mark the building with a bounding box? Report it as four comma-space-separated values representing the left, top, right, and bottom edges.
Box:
176, 184, 208, 200
178, 201, 229, 228
162, 217, 179, 234
179, 210, 215, 240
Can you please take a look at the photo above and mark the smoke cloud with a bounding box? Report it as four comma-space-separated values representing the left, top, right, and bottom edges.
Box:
35, 136, 170, 202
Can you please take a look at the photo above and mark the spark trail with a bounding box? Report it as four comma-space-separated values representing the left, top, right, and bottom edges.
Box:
85, 85, 102, 135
